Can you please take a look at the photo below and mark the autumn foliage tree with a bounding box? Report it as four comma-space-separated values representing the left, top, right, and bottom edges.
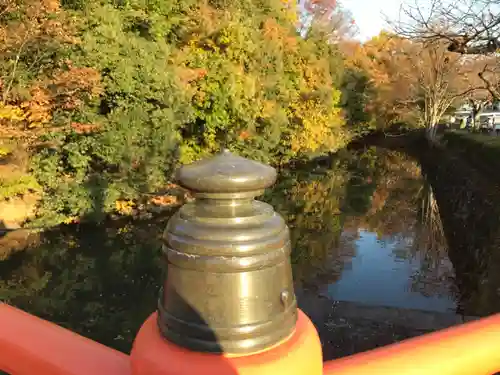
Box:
0, 0, 100, 132
1, 0, 352, 227
344, 32, 487, 139
298, 0, 357, 42
406, 40, 484, 140
343, 33, 421, 131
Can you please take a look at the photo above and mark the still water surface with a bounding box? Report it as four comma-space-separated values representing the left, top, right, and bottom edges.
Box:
0, 147, 470, 352
326, 230, 455, 312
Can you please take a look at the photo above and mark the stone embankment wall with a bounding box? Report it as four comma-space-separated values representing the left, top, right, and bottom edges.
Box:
410, 136, 500, 317
354, 132, 500, 316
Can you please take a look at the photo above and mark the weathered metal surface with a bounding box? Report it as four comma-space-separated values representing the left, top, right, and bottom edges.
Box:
157, 149, 297, 354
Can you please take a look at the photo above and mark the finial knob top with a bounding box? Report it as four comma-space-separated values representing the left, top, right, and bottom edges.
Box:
176, 150, 277, 195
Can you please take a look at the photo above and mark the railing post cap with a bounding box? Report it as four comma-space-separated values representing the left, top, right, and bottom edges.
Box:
176, 149, 277, 194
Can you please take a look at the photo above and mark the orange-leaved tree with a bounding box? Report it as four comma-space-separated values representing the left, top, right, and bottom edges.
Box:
345, 32, 487, 139
344, 32, 419, 131
0, 0, 101, 133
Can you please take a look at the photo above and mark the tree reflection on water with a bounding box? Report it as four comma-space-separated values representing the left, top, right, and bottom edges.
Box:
269, 147, 458, 306
0, 146, 495, 353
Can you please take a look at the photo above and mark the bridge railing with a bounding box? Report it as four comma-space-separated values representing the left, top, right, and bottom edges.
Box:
0, 303, 129, 375
323, 312, 500, 375
2, 303, 500, 375
1, 150, 500, 375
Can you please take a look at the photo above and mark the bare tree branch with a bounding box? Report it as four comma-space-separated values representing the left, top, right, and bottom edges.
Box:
390, 0, 500, 54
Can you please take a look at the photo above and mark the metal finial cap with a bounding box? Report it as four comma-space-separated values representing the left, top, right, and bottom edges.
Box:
176, 150, 277, 195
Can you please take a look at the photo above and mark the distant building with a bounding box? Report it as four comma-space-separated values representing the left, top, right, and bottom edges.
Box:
477, 109, 500, 130
454, 104, 473, 119
452, 102, 500, 130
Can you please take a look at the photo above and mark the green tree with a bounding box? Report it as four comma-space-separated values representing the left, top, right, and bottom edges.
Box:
1, 0, 352, 227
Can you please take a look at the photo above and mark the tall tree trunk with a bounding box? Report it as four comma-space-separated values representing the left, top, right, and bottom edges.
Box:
426, 124, 435, 142
426, 121, 439, 144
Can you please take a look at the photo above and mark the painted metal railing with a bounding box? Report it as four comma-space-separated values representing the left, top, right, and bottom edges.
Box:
1, 304, 500, 375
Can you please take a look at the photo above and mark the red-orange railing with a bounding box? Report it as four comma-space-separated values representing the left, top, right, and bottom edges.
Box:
0, 304, 129, 375
323, 312, 500, 375
1, 302, 500, 375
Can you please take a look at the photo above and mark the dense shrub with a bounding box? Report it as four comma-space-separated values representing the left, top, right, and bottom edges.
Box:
1, 0, 350, 226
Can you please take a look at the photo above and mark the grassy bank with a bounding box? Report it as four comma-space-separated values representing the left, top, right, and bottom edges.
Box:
442, 131, 500, 185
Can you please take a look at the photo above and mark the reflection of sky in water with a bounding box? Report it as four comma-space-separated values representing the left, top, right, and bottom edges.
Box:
325, 230, 457, 313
